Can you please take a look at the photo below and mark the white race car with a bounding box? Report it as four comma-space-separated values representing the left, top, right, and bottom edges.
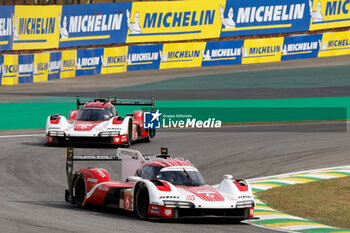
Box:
65, 147, 258, 220
45, 96, 155, 146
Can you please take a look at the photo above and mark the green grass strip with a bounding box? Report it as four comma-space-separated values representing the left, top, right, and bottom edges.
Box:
255, 203, 269, 207
288, 176, 324, 181
252, 181, 293, 186
321, 171, 350, 176
252, 188, 264, 193
255, 209, 279, 213
296, 228, 350, 232
253, 218, 319, 225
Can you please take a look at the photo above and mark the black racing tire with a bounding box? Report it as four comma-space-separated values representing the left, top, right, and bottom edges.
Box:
74, 174, 87, 208
144, 129, 152, 143
144, 129, 155, 143
125, 120, 133, 147
135, 183, 150, 220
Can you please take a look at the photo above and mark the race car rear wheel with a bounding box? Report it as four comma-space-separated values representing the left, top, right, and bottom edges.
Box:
74, 174, 87, 208
125, 120, 133, 147
135, 183, 149, 220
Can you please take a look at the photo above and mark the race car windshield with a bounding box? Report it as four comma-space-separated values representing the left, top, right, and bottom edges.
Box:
76, 107, 114, 121
159, 169, 205, 186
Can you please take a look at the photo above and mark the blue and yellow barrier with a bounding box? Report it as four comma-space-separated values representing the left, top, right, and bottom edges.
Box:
0, 1, 349, 52
1, 29, 350, 86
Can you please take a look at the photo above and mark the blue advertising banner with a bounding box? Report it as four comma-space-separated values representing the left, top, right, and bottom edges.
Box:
0, 6, 14, 51
220, 0, 310, 37
18, 54, 34, 84
281, 34, 322, 61
0, 55, 3, 85
59, 3, 131, 48
127, 44, 163, 71
48, 51, 61, 80
76, 48, 103, 76
201, 40, 244, 66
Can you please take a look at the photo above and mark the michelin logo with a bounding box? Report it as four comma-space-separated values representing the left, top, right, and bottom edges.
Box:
58, 13, 68, 39
127, 52, 158, 64
236, 4, 305, 23
18, 16, 55, 35
141, 10, 215, 29
159, 49, 200, 62
324, 0, 349, 16
126, 9, 141, 34
18, 63, 34, 73
62, 59, 75, 70
63, 12, 123, 35
159, 51, 167, 62
3, 64, 18, 74
220, 5, 235, 28
309, 0, 324, 22
320, 39, 350, 51
0, 16, 13, 37
33, 62, 48, 75
202, 48, 241, 60
102, 55, 126, 67
280, 41, 318, 55
13, 15, 18, 41
49, 60, 61, 72
319, 40, 328, 51
75, 56, 100, 68
201, 49, 211, 60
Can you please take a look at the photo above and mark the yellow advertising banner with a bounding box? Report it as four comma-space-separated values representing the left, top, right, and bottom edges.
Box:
2, 55, 18, 85
101, 46, 128, 74
242, 37, 284, 64
126, 0, 225, 43
159, 42, 206, 69
309, 0, 350, 30
60, 50, 77, 79
318, 31, 350, 57
12, 6, 61, 50
33, 52, 49, 83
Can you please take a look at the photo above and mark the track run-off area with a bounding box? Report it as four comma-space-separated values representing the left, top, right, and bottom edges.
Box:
1, 56, 350, 232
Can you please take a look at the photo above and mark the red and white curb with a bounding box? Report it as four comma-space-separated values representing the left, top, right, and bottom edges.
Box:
245, 166, 350, 233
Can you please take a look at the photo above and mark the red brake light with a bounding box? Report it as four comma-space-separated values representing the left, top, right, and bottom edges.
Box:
249, 207, 254, 217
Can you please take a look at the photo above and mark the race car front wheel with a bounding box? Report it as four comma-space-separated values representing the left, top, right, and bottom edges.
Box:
74, 174, 87, 208
135, 183, 149, 220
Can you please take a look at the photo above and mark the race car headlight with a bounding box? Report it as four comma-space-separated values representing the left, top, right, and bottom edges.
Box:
48, 131, 65, 137
236, 200, 254, 208
99, 131, 120, 137
163, 201, 194, 208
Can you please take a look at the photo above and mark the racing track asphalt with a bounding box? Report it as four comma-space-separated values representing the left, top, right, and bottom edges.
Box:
1, 126, 350, 233
1, 55, 350, 233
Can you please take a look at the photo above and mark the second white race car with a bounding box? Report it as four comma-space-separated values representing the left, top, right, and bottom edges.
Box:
45, 96, 155, 146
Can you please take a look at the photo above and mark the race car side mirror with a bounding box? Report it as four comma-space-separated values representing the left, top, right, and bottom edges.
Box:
223, 174, 233, 180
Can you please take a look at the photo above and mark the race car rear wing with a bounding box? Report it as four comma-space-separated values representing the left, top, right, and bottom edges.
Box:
76, 96, 155, 111
66, 147, 146, 203
65, 147, 121, 203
